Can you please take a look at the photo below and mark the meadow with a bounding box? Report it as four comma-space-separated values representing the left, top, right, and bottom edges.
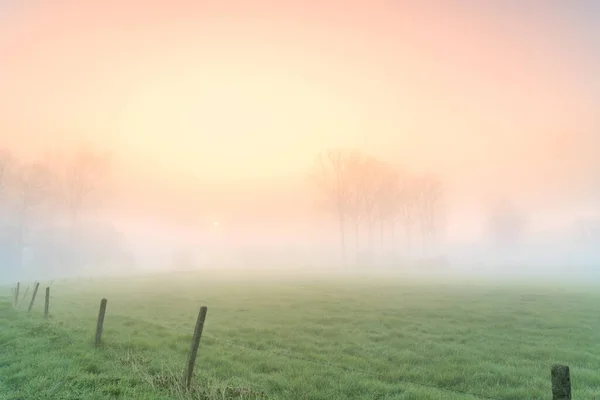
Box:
1, 268, 600, 399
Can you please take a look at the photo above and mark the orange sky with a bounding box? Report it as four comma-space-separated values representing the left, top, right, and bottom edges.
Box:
1, 1, 599, 237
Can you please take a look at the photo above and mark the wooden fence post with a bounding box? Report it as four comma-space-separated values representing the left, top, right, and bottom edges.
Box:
28, 282, 40, 312
552, 364, 571, 400
184, 306, 208, 389
44, 287, 50, 319
15, 282, 20, 307
94, 298, 108, 348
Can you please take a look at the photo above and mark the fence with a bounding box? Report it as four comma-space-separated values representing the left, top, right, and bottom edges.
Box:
5, 280, 573, 400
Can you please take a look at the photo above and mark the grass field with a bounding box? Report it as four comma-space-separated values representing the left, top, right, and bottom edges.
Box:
1, 269, 600, 399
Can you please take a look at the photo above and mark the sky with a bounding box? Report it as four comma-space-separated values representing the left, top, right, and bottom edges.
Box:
0, 0, 599, 242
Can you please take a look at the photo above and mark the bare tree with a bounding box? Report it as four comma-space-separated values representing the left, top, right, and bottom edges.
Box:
414, 174, 444, 259
341, 153, 383, 264
351, 156, 373, 260
0, 149, 16, 205
13, 162, 54, 270
397, 174, 419, 260
373, 165, 396, 243
49, 147, 110, 242
312, 149, 362, 265
0, 150, 22, 279
312, 149, 446, 267
356, 157, 395, 262
373, 164, 402, 261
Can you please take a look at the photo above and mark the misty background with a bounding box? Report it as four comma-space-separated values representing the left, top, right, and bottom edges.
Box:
0, 1, 599, 283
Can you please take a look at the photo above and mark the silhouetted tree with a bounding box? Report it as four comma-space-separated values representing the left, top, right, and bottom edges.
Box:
312, 149, 446, 267
355, 156, 384, 261
373, 163, 400, 249
355, 158, 399, 262
13, 161, 54, 270
397, 174, 419, 259
312, 149, 363, 265
0, 150, 18, 279
45, 147, 110, 238
414, 174, 444, 258
0, 149, 15, 198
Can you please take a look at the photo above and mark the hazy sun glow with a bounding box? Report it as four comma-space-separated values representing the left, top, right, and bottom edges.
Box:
1, 1, 599, 242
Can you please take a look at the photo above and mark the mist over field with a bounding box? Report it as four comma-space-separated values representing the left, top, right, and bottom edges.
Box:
1, 3, 600, 399
0, 2, 599, 285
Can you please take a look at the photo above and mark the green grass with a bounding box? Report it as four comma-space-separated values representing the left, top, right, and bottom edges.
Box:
2, 269, 600, 399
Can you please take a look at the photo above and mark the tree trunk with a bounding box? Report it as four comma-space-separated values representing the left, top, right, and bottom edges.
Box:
354, 219, 360, 265
380, 214, 384, 247
338, 209, 346, 265
406, 224, 412, 261
368, 219, 373, 257
69, 210, 79, 269
420, 219, 427, 259
16, 208, 25, 277
69, 210, 77, 243
390, 220, 396, 262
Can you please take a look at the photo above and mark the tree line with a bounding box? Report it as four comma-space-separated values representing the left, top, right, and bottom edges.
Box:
0, 145, 447, 276
312, 149, 444, 266
0, 147, 126, 281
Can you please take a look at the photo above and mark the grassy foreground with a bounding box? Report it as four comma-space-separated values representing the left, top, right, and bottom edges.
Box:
1, 269, 600, 399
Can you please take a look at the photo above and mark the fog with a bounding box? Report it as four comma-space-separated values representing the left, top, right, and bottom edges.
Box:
1, 1, 599, 285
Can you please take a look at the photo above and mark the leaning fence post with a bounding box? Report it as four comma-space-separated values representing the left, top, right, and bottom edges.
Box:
94, 298, 108, 348
552, 364, 571, 400
44, 287, 50, 319
184, 306, 208, 389
27, 282, 40, 312
14, 282, 20, 307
